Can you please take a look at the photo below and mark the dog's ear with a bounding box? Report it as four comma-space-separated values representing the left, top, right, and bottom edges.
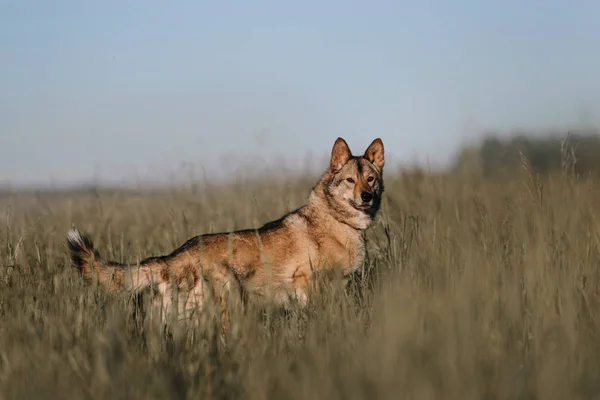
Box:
364, 138, 384, 170
330, 137, 352, 171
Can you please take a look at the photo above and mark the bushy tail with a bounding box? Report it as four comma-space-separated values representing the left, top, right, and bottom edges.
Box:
66, 228, 162, 292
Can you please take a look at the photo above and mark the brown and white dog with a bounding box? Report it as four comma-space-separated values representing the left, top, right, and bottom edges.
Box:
67, 137, 385, 326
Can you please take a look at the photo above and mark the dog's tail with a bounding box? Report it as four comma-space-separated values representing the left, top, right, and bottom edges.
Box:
66, 228, 164, 292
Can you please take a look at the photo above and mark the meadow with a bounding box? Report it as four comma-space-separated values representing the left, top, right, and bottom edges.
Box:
2, 149, 600, 399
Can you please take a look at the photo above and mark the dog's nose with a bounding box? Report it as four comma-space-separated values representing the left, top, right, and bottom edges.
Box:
361, 192, 373, 202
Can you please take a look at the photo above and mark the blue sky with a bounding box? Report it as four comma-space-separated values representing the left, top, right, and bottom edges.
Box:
1, 1, 599, 185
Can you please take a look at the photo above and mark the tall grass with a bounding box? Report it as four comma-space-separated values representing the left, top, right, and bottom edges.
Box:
2, 160, 600, 399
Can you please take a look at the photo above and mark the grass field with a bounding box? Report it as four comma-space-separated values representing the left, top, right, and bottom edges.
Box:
2, 161, 600, 399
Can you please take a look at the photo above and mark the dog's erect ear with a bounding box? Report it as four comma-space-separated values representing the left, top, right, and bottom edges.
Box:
364, 138, 384, 170
330, 137, 352, 171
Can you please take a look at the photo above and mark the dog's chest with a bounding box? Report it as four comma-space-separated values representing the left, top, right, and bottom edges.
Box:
318, 231, 365, 275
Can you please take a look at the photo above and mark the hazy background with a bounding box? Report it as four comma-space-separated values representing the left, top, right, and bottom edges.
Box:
2, 1, 599, 187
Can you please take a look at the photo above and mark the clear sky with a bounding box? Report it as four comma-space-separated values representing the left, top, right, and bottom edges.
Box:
1, 1, 599, 186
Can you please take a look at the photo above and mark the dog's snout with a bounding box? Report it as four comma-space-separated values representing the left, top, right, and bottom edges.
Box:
361, 192, 373, 202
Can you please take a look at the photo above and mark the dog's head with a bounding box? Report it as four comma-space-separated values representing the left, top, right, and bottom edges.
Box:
318, 137, 385, 228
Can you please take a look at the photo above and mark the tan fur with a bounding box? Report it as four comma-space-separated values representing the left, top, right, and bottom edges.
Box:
67, 137, 385, 327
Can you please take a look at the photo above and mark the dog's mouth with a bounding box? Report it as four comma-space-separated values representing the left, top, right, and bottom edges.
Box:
349, 200, 372, 212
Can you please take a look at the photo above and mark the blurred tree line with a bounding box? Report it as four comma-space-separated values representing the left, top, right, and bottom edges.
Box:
452, 129, 600, 178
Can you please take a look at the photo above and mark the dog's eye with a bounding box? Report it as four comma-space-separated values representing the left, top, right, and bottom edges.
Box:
367, 176, 374, 182
346, 178, 355, 183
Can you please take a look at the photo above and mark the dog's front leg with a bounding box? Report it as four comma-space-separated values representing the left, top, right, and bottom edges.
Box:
292, 269, 310, 308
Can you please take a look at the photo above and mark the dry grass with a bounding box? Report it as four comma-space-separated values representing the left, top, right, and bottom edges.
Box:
2, 164, 600, 399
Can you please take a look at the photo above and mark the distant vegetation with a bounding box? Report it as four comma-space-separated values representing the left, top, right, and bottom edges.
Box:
452, 129, 600, 178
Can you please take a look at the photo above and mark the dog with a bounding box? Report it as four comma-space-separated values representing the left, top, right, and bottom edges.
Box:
67, 137, 385, 327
